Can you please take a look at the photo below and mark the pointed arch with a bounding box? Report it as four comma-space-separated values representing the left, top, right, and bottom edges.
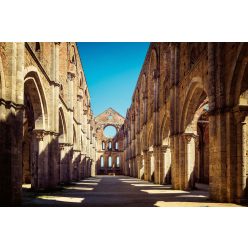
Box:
180, 77, 208, 133
24, 69, 49, 130
226, 43, 248, 107
59, 107, 67, 143
73, 124, 77, 145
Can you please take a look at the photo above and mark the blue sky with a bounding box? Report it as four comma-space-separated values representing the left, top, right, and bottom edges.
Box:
77, 42, 150, 117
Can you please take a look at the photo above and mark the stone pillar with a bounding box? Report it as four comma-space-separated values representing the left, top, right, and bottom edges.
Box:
159, 146, 169, 184
183, 133, 198, 190
136, 155, 141, 179
91, 159, 96, 177
154, 146, 161, 184
143, 151, 148, 181
32, 130, 46, 190
147, 151, 154, 182
235, 110, 248, 202
72, 150, 81, 181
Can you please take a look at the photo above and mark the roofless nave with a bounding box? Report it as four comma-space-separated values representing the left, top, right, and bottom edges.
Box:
0, 42, 248, 206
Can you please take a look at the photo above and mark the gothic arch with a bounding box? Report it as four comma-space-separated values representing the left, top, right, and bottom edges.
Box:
148, 124, 154, 151
227, 43, 248, 107
160, 115, 170, 146
179, 77, 209, 189
59, 107, 67, 143
148, 49, 158, 118
73, 124, 77, 145
180, 77, 208, 133
24, 69, 49, 130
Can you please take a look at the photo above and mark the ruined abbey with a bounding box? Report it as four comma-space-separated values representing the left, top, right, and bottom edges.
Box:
0, 42, 248, 206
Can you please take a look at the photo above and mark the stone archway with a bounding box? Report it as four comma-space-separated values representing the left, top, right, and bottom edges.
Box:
22, 71, 48, 190
180, 79, 209, 190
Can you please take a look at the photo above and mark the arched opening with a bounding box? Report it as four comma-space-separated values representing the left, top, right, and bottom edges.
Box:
73, 125, 76, 145
102, 141, 105, 150
116, 156, 120, 168
70, 45, 76, 65
196, 105, 209, 184
115, 142, 118, 150
104, 125, 117, 138
181, 81, 209, 190
35, 42, 41, 53
22, 93, 34, 185
108, 156, 112, 168
22, 72, 48, 190
108, 141, 112, 150
100, 156, 104, 168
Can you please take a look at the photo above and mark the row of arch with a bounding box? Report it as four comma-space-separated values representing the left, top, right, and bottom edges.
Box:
100, 156, 120, 168
102, 141, 118, 150
122, 43, 248, 203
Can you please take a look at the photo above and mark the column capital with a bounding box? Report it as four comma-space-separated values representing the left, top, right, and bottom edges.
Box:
148, 150, 153, 155
32, 129, 46, 141
161, 145, 169, 153
182, 133, 198, 144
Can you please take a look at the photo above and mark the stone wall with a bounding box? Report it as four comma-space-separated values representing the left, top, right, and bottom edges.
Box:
95, 108, 125, 175
122, 42, 248, 203
0, 42, 97, 206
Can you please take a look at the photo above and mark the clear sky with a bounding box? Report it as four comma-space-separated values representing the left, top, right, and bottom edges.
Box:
77, 42, 150, 117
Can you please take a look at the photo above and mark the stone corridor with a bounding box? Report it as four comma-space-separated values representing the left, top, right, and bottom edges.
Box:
22, 176, 241, 207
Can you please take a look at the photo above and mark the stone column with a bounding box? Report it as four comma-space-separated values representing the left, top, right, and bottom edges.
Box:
234, 110, 248, 201
143, 150, 148, 181
154, 146, 161, 184
183, 133, 198, 190
147, 151, 154, 182
160, 145, 170, 184
32, 130, 46, 190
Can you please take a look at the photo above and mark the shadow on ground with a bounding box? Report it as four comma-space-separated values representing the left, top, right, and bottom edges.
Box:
21, 176, 243, 207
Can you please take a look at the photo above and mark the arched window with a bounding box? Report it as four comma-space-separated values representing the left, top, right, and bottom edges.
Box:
108, 156, 112, 168
100, 156, 104, 168
35, 42, 41, 52
70, 45, 76, 65
102, 141, 105, 150
116, 156, 120, 167
108, 141, 112, 149
115, 142, 118, 150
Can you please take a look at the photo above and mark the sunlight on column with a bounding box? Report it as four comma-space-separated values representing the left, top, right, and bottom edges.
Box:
37, 195, 85, 203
